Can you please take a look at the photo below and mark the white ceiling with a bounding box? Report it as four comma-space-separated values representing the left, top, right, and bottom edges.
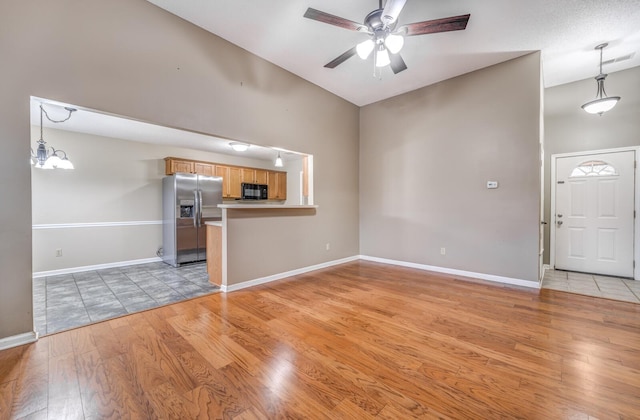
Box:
146, 0, 640, 106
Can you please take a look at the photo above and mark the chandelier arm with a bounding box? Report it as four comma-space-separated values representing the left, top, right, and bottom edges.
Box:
51, 148, 69, 159
41, 105, 75, 123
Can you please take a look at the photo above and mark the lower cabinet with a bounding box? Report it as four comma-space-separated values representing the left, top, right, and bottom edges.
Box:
206, 224, 222, 286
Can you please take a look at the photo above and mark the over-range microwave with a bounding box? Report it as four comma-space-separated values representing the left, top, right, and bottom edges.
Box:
241, 183, 268, 200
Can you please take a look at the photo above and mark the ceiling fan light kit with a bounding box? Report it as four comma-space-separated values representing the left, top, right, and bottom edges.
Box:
384, 33, 404, 54
356, 39, 375, 59
303, 0, 469, 76
581, 43, 620, 116
376, 46, 391, 67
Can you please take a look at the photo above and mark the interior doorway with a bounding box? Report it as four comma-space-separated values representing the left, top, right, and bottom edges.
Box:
551, 148, 637, 279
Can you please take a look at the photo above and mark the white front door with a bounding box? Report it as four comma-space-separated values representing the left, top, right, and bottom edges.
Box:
555, 150, 635, 277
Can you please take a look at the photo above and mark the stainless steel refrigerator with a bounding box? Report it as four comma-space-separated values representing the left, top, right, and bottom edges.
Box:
162, 173, 223, 267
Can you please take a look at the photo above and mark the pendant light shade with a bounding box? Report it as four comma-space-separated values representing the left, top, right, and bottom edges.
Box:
582, 96, 620, 115
275, 151, 283, 168
581, 43, 620, 116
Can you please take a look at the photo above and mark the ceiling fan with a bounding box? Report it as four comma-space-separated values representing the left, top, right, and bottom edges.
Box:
303, 0, 470, 74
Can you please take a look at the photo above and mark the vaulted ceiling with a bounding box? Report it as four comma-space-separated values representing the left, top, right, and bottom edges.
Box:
146, 0, 640, 106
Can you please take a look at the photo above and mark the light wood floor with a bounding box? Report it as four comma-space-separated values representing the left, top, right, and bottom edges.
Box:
1, 261, 639, 419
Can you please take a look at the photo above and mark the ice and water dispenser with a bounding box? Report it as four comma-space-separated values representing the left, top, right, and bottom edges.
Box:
179, 199, 195, 218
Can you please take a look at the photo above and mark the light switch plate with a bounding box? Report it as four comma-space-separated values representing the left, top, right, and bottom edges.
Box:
487, 181, 498, 189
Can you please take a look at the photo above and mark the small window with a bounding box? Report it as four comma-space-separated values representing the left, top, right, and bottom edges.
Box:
570, 160, 618, 177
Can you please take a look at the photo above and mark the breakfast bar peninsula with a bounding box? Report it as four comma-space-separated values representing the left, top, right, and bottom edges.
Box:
205, 204, 318, 291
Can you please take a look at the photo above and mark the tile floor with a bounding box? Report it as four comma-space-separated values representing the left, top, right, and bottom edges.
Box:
33, 261, 219, 336
542, 269, 640, 303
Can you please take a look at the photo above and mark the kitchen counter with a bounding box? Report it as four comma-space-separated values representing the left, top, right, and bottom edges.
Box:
204, 221, 223, 226
218, 204, 318, 209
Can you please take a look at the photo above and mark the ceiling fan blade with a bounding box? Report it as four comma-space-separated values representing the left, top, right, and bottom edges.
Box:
381, 0, 407, 27
389, 52, 408, 74
304, 8, 368, 32
324, 46, 358, 69
399, 14, 470, 36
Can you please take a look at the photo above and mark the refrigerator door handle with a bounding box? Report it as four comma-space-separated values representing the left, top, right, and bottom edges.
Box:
193, 189, 199, 228
198, 189, 203, 227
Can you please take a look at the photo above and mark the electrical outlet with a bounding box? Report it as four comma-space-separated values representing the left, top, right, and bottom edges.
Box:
326, 243, 330, 251
55, 248, 63, 257
440, 247, 446, 255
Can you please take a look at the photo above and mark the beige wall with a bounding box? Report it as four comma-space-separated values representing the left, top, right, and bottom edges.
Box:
543, 66, 640, 264
225, 208, 325, 285
359, 53, 542, 282
32, 127, 305, 273
0, 0, 359, 340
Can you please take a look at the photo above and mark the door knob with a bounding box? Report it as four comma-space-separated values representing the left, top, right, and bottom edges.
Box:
557, 214, 563, 218
557, 220, 563, 226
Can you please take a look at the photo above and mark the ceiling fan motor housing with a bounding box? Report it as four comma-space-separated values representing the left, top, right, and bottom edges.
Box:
365, 9, 399, 48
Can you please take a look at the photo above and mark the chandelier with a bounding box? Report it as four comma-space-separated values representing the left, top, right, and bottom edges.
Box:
31, 104, 76, 169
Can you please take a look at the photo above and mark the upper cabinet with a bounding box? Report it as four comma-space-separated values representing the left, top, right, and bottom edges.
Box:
242, 168, 268, 184
194, 162, 215, 176
268, 171, 287, 200
165, 157, 214, 176
165, 158, 194, 175
216, 165, 242, 199
166, 157, 286, 201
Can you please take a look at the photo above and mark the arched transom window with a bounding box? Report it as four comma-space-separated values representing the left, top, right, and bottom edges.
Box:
569, 160, 618, 177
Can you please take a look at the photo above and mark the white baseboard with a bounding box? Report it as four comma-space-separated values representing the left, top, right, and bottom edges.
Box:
32, 220, 162, 230
221, 256, 360, 293
221, 254, 540, 292
33, 257, 163, 278
360, 255, 541, 289
0, 331, 38, 351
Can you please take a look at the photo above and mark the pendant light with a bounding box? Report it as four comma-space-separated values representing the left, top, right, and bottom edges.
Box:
31, 104, 76, 169
274, 151, 283, 168
581, 43, 621, 115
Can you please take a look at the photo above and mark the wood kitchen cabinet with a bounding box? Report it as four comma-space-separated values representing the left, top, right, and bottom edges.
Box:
216, 165, 242, 199
241, 168, 268, 184
268, 171, 287, 200
165, 158, 214, 176
254, 169, 268, 184
194, 162, 215, 176
165, 158, 194, 175
166, 157, 284, 200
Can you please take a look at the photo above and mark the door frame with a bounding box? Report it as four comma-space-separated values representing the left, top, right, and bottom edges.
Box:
550, 146, 640, 280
